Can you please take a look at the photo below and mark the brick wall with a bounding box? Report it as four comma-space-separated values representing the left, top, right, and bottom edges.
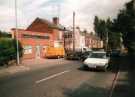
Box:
11, 29, 54, 59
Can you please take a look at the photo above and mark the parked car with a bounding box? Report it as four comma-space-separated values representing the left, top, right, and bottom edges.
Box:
65, 51, 82, 60
80, 51, 92, 61
83, 51, 110, 71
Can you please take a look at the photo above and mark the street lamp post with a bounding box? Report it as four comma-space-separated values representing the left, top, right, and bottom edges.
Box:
15, 0, 20, 65
73, 12, 75, 52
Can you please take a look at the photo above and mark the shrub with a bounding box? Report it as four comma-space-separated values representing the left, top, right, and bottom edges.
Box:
0, 38, 22, 66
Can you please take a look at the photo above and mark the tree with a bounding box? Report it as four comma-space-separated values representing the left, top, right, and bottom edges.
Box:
94, 16, 100, 36
94, 16, 108, 49
0, 30, 11, 38
94, 16, 106, 40
106, 18, 123, 50
94, 16, 123, 50
112, 0, 135, 56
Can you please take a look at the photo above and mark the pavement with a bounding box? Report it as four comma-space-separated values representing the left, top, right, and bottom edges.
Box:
0, 58, 117, 97
111, 56, 135, 97
0, 58, 72, 78
22, 58, 73, 70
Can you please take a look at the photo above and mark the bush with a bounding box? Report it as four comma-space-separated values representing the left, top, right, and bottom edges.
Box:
0, 38, 22, 66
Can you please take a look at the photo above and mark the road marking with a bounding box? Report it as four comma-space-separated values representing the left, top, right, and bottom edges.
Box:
109, 71, 120, 97
36, 70, 70, 84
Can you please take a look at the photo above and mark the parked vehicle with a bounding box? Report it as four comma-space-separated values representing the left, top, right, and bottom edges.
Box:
83, 51, 110, 71
65, 51, 82, 60
44, 47, 65, 58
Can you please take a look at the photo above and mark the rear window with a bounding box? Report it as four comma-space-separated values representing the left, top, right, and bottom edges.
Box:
89, 53, 107, 58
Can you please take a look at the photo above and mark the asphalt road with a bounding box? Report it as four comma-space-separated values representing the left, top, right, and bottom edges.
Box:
0, 60, 116, 97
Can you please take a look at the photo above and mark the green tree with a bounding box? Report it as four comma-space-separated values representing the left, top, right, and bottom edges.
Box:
94, 16, 100, 36
112, 0, 135, 56
0, 30, 11, 38
94, 16, 106, 40
94, 16, 108, 49
94, 16, 123, 50
106, 18, 123, 50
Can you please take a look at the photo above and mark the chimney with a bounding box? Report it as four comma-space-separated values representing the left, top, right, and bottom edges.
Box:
53, 17, 59, 25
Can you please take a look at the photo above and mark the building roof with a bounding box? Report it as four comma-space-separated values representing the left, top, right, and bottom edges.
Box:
27, 17, 65, 31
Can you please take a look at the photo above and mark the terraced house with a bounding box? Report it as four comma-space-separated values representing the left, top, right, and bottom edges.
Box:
11, 17, 65, 59
64, 27, 103, 52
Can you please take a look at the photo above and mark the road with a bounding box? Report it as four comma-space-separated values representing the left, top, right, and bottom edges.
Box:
0, 60, 116, 97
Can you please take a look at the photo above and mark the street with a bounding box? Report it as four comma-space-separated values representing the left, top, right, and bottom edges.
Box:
0, 0, 134, 97
0, 60, 117, 97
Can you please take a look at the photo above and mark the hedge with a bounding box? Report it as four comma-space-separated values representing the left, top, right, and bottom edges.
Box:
0, 38, 23, 66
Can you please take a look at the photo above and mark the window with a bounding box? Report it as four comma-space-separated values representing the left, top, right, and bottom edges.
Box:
23, 45, 32, 54
23, 34, 50, 39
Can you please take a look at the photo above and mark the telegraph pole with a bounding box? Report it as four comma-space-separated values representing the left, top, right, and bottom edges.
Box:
133, 0, 135, 9
15, 0, 20, 65
106, 31, 108, 51
73, 12, 75, 52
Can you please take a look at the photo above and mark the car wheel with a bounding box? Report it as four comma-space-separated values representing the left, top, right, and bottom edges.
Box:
83, 65, 89, 70
103, 65, 108, 72
103, 67, 107, 72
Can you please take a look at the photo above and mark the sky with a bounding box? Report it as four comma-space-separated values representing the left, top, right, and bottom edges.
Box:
0, 0, 131, 32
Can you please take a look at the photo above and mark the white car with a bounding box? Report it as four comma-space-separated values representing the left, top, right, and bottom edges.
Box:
83, 51, 110, 71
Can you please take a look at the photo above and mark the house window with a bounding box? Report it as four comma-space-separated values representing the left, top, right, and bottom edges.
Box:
23, 45, 32, 54
23, 34, 50, 39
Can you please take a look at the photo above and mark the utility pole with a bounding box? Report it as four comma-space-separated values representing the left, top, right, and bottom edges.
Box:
73, 12, 75, 52
133, 0, 135, 9
106, 31, 108, 51
15, 0, 20, 65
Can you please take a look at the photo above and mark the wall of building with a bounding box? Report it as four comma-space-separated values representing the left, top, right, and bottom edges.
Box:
85, 34, 103, 49
11, 29, 54, 59
11, 17, 65, 60
64, 29, 103, 52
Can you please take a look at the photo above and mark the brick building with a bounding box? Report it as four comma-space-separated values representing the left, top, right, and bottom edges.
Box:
85, 33, 103, 49
11, 17, 65, 59
64, 28, 103, 52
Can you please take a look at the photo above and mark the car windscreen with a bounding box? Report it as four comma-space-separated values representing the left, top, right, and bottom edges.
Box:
89, 53, 107, 58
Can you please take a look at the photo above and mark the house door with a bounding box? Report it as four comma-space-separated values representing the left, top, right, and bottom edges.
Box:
36, 45, 41, 58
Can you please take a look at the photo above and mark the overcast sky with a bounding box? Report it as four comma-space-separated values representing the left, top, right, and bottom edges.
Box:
0, 0, 131, 32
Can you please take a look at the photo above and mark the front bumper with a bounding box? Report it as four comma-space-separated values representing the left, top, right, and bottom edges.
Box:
84, 63, 108, 70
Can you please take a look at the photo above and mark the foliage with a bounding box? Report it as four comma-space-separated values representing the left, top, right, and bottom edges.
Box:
94, 16, 106, 40
0, 38, 22, 66
93, 16, 122, 50
0, 30, 11, 38
108, 32, 122, 49
112, 0, 135, 56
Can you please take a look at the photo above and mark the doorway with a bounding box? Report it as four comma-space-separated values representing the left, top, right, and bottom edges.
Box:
36, 45, 41, 59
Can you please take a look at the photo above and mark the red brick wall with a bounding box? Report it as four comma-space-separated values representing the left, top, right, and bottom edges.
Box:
11, 29, 54, 59
85, 34, 103, 49
11, 17, 64, 59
